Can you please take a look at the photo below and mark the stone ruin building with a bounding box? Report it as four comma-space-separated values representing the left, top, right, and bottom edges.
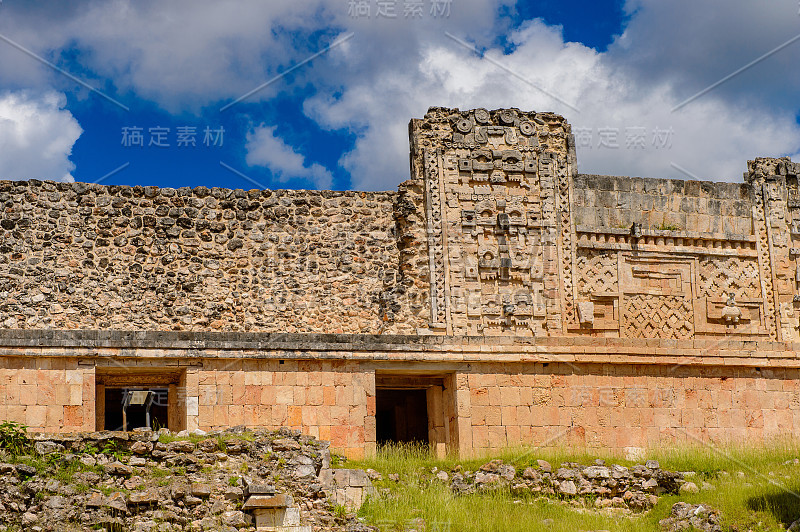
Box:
0, 107, 799, 459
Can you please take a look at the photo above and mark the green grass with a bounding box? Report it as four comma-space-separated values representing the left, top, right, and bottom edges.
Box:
655, 222, 681, 231
148, 466, 172, 478
157, 433, 207, 445
351, 442, 800, 532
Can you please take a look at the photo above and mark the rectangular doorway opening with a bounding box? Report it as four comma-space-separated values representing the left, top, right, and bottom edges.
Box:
104, 388, 168, 432
96, 367, 186, 432
376, 388, 429, 445
375, 374, 456, 456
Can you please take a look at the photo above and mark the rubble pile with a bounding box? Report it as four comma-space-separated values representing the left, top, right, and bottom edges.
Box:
0, 427, 363, 532
448, 458, 683, 512
658, 502, 722, 532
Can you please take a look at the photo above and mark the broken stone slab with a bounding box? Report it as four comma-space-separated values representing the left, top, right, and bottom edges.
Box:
221, 510, 251, 527
166, 440, 195, 453
104, 492, 128, 513
271, 438, 302, 452
191, 483, 212, 498
85, 492, 104, 508
14, 464, 36, 477
242, 493, 293, 510
318, 468, 350, 486
128, 488, 161, 505
34, 441, 65, 455
558, 480, 577, 496
347, 469, 369, 487
104, 461, 133, 477
244, 483, 276, 497
584, 465, 611, 479
129, 440, 152, 455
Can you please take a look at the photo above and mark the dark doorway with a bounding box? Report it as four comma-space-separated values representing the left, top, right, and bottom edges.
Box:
376, 388, 429, 444
104, 388, 169, 431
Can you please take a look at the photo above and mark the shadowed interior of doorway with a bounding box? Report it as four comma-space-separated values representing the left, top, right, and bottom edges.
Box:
376, 388, 429, 444
374, 373, 457, 457
95, 367, 187, 432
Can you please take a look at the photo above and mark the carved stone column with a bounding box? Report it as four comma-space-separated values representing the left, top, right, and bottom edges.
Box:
746, 158, 797, 341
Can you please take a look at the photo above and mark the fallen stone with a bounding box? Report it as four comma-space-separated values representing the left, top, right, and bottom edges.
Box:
191, 483, 212, 498
14, 464, 36, 477
659, 502, 721, 532
129, 441, 152, 455
86, 492, 105, 508
34, 441, 65, 455
197, 438, 218, 453
44, 495, 67, 510
245, 483, 276, 496
522, 467, 540, 480
221, 510, 251, 527
105, 492, 128, 513
584, 466, 611, 479
104, 461, 133, 477
558, 480, 577, 496
242, 493, 292, 510
166, 440, 195, 453
272, 438, 301, 451
128, 488, 160, 505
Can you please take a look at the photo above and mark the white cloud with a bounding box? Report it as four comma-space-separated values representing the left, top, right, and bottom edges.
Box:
0, 91, 82, 183
307, 11, 800, 188
245, 125, 333, 189
0, 0, 799, 189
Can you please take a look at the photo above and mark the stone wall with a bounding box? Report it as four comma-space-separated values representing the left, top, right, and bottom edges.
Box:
1, 107, 800, 457
0, 329, 798, 457
1, 108, 799, 342
0, 182, 414, 334
461, 362, 800, 453
572, 175, 753, 235
0, 358, 94, 433
191, 360, 376, 458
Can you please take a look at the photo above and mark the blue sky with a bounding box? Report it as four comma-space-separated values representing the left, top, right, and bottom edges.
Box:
0, 0, 798, 191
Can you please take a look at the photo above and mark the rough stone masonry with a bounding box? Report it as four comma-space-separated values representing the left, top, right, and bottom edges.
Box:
0, 107, 799, 458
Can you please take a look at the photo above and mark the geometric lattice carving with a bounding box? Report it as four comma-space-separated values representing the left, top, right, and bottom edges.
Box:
698, 257, 760, 300
622, 294, 693, 339
424, 148, 447, 327
556, 154, 577, 329
751, 182, 779, 340
577, 249, 618, 295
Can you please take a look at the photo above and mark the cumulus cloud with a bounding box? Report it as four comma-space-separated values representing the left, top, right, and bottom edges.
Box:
0, 0, 345, 108
0, 0, 799, 189
308, 13, 800, 188
0, 91, 82, 183
245, 125, 333, 189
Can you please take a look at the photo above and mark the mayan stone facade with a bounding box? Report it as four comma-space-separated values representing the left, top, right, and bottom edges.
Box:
0, 107, 799, 458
